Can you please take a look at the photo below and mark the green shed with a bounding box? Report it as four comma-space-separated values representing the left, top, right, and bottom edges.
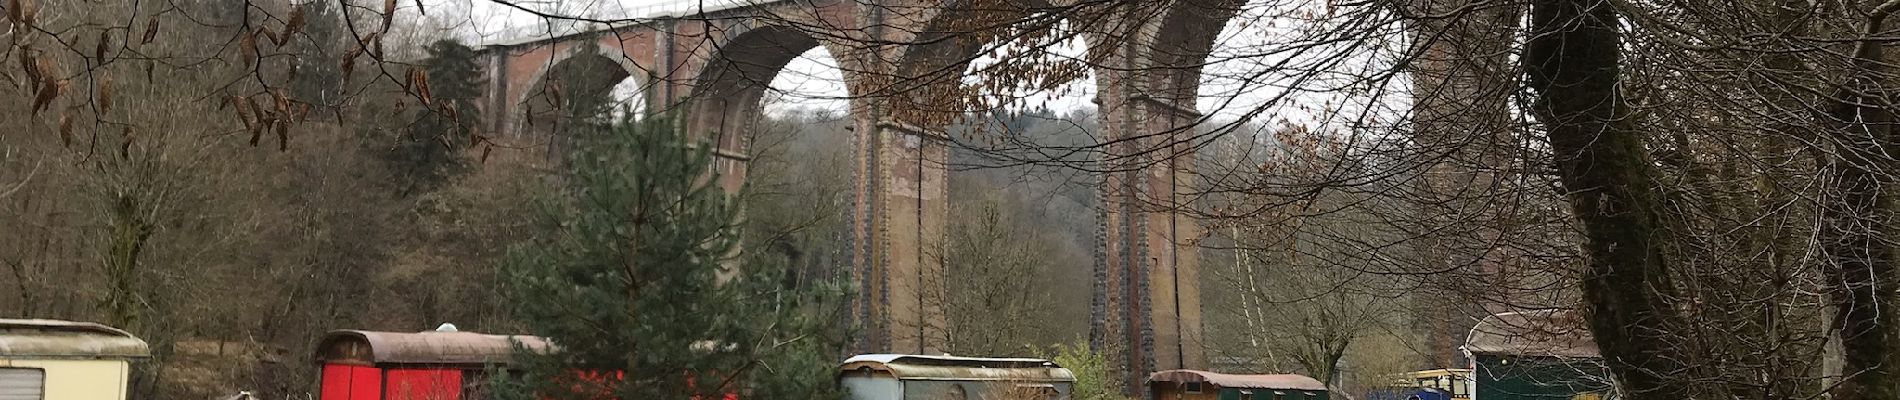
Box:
1148, 370, 1328, 400
1461, 311, 1615, 400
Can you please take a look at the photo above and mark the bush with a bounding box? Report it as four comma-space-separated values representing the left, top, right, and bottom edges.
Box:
1046, 342, 1131, 400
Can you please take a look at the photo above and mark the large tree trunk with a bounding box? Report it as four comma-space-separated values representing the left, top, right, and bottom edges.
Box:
1522, 0, 1690, 399
1820, 112, 1899, 400
1821, 3, 1900, 399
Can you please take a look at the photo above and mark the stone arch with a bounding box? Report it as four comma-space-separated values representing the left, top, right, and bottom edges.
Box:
1087, 0, 1248, 392
835, 0, 1067, 357
887, 0, 1056, 128
1134, 0, 1246, 374
514, 38, 651, 161
1141, 0, 1245, 110
681, 21, 854, 191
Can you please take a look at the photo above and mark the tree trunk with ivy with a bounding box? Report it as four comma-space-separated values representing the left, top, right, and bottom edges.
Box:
103, 193, 152, 331
1522, 0, 1690, 398
1819, 3, 1900, 399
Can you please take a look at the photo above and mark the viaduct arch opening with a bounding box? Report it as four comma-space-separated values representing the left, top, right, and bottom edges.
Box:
682, 24, 831, 193
515, 40, 649, 164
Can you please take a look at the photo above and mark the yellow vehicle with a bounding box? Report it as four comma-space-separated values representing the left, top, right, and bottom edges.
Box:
0, 319, 151, 400
1397, 369, 1471, 400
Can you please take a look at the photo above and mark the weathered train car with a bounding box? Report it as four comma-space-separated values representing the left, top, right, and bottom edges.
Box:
315, 326, 552, 400
0, 319, 150, 400
837, 354, 1074, 400
1462, 311, 1614, 400
1147, 370, 1327, 400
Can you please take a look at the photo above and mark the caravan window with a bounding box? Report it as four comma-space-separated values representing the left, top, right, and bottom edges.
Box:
0, 368, 45, 400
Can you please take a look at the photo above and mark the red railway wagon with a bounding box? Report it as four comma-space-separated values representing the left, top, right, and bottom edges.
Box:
315, 328, 553, 400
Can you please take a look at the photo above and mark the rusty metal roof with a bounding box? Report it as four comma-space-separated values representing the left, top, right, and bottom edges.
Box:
1463, 310, 1600, 358
317, 329, 553, 366
1147, 370, 1327, 391
839, 354, 1075, 381
0, 318, 150, 358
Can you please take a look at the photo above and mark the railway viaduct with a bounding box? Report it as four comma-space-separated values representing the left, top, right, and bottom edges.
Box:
473, 0, 1256, 389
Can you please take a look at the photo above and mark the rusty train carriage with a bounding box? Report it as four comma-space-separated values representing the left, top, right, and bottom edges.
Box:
1147, 370, 1328, 400
837, 354, 1076, 400
315, 328, 554, 400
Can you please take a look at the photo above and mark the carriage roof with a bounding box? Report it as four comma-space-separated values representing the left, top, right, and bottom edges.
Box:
315, 329, 552, 366
0, 318, 150, 359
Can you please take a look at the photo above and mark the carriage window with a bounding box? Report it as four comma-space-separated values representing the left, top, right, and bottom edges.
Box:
0, 368, 46, 400
1239, 390, 1253, 400
1184, 382, 1203, 394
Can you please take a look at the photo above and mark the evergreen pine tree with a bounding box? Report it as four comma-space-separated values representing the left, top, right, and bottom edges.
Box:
387, 39, 483, 195
496, 114, 845, 399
